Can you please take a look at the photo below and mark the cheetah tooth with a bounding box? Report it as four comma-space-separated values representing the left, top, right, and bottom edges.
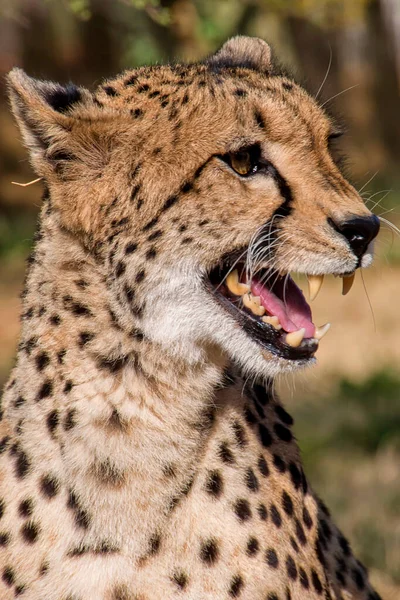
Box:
225, 269, 250, 296
242, 293, 266, 316
262, 315, 282, 330
315, 323, 331, 340
342, 272, 355, 296
307, 275, 324, 302
285, 328, 306, 348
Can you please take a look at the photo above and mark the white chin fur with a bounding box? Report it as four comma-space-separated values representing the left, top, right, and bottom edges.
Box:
141, 264, 313, 379
361, 242, 375, 268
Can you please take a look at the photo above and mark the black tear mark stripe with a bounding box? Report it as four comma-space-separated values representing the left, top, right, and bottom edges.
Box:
140, 157, 212, 232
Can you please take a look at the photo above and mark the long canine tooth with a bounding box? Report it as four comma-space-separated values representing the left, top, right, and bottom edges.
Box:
286, 328, 306, 348
315, 323, 331, 340
342, 272, 355, 296
308, 275, 324, 302
242, 293, 265, 316
262, 315, 282, 330
225, 269, 250, 296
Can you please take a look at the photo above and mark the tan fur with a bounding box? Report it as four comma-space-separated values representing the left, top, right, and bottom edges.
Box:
0, 37, 380, 599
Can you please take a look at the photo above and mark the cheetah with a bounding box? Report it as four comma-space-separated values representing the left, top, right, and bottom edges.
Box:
1, 36, 382, 599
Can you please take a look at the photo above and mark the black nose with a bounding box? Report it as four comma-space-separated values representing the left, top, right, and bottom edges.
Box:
329, 215, 380, 258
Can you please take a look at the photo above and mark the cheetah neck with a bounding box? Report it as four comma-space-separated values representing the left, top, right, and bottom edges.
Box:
4, 213, 241, 553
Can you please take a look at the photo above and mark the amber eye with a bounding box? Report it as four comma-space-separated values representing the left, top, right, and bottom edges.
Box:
229, 150, 255, 176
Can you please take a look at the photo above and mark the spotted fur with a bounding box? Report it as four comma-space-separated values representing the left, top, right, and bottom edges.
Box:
0, 37, 381, 599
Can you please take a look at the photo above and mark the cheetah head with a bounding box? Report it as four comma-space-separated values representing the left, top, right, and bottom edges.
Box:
8, 37, 379, 379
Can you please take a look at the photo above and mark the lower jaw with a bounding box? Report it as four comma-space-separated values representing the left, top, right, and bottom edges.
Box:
209, 285, 318, 361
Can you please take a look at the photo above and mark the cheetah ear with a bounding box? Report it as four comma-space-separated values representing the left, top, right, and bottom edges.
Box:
208, 36, 273, 73
7, 68, 89, 176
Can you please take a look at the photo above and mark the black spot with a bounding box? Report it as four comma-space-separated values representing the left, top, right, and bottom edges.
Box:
200, 538, 219, 564
299, 567, 310, 590
135, 269, 146, 284
246, 536, 259, 556
21, 520, 40, 543
37, 380, 53, 401
295, 519, 307, 546
143, 216, 159, 231
0, 532, 10, 546
205, 470, 223, 498
303, 506, 313, 529
131, 108, 143, 118
253, 383, 270, 405
352, 568, 365, 590
2, 566, 15, 586
258, 423, 272, 447
234, 499, 252, 521
172, 571, 188, 589
181, 236, 193, 244
338, 534, 351, 556
79, 331, 95, 347
232, 421, 247, 447
229, 574, 244, 597
41, 474, 60, 498
146, 247, 157, 260
181, 181, 193, 194
289, 462, 302, 490
253, 399, 265, 419
46, 410, 59, 435
290, 536, 299, 554
147, 229, 162, 241
14, 396, 26, 409
45, 84, 81, 113
19, 498, 34, 518
266, 548, 279, 568
104, 85, 117, 97
35, 351, 50, 371
281, 491, 294, 517
63, 380, 73, 394
0, 436, 10, 454
75, 279, 89, 289
57, 349, 66, 364
336, 569, 346, 587
0, 499, 4, 519
286, 555, 297, 580
311, 569, 323, 595
267, 594, 279, 600
245, 468, 259, 492
137, 83, 150, 93
148, 533, 161, 555
282, 81, 294, 91
50, 314, 61, 326
234, 88, 247, 97
71, 301, 92, 317
124, 242, 138, 256
218, 441, 235, 464
64, 409, 76, 431
115, 261, 126, 278
274, 404, 294, 425
254, 109, 267, 131
15, 449, 31, 479
257, 455, 269, 477
258, 503, 268, 520
274, 422, 293, 442
270, 504, 282, 528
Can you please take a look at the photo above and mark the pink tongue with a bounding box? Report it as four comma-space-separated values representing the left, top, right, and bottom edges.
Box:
251, 276, 315, 338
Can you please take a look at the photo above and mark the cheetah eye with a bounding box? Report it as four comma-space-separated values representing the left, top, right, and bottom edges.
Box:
225, 145, 262, 177
230, 150, 254, 176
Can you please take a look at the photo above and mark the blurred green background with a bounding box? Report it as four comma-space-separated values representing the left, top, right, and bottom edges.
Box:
0, 0, 399, 595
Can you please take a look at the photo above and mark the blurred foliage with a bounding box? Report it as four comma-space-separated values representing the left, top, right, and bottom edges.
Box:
291, 369, 400, 582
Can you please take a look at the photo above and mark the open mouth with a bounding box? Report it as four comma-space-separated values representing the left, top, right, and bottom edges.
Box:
207, 256, 334, 361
